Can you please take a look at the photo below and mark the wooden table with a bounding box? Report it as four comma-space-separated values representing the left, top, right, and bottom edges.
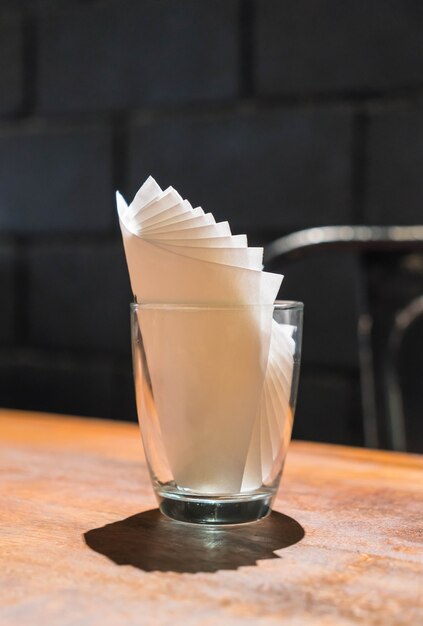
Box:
1, 409, 422, 625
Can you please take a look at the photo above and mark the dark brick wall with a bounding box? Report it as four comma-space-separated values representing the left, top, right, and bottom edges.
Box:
0, 12, 23, 116
256, 1, 423, 95
129, 108, 353, 231
366, 110, 423, 224
0, 0, 422, 446
38, 0, 240, 111
0, 124, 113, 233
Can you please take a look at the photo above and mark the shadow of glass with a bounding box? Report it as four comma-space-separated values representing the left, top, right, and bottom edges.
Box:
84, 508, 305, 573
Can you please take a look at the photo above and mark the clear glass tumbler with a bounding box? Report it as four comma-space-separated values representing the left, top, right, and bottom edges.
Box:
131, 301, 303, 525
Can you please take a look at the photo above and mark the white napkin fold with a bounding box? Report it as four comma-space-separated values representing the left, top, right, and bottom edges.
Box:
118, 177, 295, 494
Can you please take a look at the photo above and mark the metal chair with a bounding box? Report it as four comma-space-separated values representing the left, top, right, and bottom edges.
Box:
265, 225, 423, 452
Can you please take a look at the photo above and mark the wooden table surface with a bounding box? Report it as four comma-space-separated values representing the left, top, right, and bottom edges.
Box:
1, 409, 422, 625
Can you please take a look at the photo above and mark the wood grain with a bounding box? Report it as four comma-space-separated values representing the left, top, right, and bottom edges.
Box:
1, 409, 422, 625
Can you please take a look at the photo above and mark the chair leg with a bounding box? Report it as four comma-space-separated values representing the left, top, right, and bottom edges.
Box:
384, 297, 423, 451
357, 313, 379, 448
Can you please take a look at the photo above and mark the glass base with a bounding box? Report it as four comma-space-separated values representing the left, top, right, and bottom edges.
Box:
157, 492, 274, 525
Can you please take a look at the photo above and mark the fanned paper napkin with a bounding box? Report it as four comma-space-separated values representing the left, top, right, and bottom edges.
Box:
117, 177, 295, 494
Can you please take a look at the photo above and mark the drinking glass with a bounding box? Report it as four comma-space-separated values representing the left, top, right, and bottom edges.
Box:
131, 301, 303, 525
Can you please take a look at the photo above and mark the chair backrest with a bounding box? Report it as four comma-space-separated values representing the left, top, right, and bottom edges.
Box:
265, 225, 423, 452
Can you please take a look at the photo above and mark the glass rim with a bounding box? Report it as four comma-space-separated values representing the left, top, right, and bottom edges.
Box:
130, 300, 303, 312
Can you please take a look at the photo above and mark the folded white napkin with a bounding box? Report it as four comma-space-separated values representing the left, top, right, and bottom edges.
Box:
118, 177, 294, 494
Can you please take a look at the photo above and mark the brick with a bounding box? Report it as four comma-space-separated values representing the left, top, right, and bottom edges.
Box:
256, 0, 423, 96
0, 12, 23, 116
273, 252, 362, 369
0, 243, 15, 345
25, 1, 78, 9
0, 125, 113, 233
0, 351, 114, 419
294, 369, 363, 445
28, 242, 133, 354
365, 109, 423, 224
37, 0, 239, 112
128, 108, 353, 233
